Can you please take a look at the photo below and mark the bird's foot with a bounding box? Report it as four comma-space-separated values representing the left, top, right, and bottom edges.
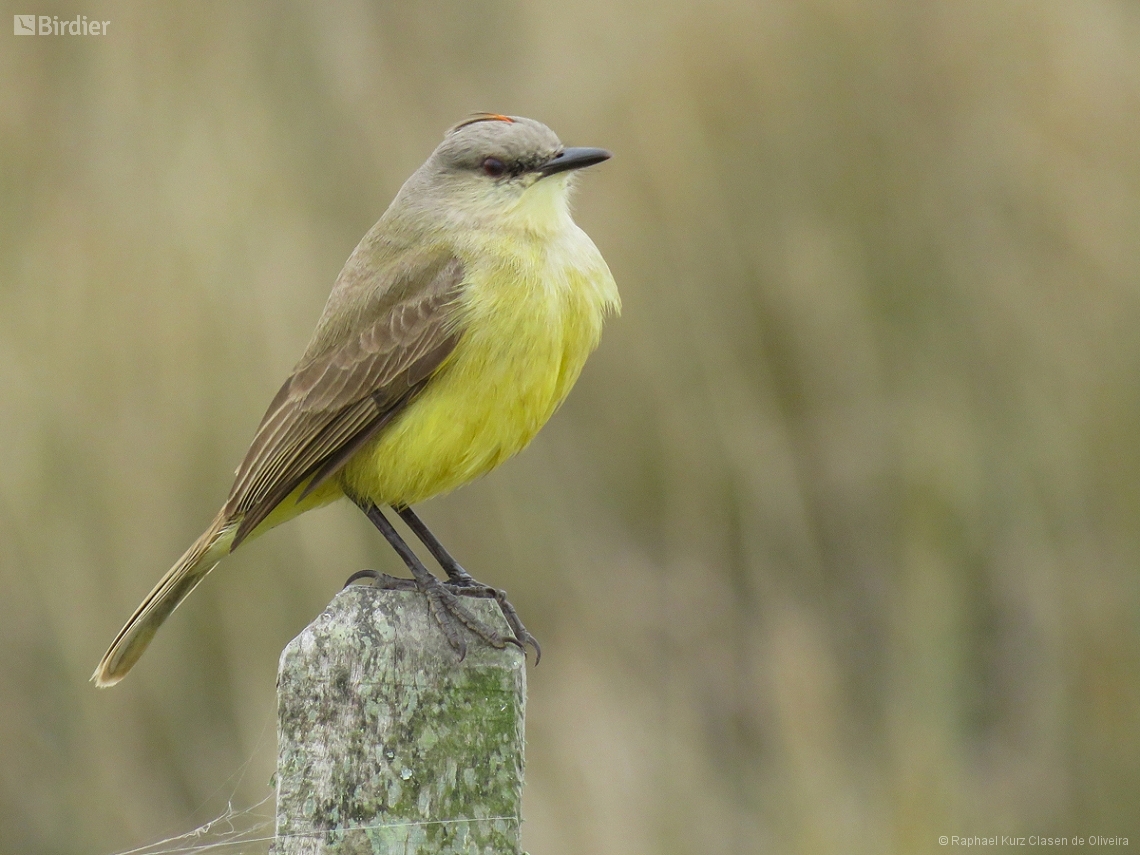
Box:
345, 568, 529, 660
389, 505, 541, 662
443, 574, 542, 664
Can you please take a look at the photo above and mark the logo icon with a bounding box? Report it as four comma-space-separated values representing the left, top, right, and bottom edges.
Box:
13, 14, 35, 34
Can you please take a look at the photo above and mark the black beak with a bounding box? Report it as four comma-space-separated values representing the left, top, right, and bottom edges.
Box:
537, 147, 612, 178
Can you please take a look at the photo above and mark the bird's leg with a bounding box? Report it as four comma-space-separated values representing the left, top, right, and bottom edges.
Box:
395, 505, 541, 663
393, 505, 474, 586
349, 500, 517, 658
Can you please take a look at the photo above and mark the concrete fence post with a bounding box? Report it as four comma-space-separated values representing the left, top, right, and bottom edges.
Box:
272, 584, 526, 854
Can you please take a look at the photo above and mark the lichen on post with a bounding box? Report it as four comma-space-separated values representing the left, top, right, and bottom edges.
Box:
273, 584, 526, 855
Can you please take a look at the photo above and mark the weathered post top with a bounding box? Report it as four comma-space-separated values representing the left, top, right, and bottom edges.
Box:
274, 585, 526, 855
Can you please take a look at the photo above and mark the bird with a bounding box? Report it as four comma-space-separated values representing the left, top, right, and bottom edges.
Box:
93, 114, 619, 687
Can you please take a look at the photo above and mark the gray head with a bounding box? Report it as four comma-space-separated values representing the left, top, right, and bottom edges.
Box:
390, 114, 611, 232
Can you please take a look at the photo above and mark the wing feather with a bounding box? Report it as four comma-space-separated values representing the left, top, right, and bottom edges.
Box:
225, 253, 464, 545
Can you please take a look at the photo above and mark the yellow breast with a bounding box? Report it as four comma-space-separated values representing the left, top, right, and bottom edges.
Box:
337, 222, 618, 507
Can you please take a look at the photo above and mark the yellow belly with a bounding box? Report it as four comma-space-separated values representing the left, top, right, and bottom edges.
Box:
337, 228, 617, 508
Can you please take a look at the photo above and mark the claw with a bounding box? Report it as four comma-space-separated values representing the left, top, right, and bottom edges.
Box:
492, 591, 542, 664
444, 582, 541, 663
349, 569, 540, 661
344, 568, 378, 587
390, 505, 541, 662
343, 569, 416, 591
521, 634, 542, 665
352, 503, 542, 661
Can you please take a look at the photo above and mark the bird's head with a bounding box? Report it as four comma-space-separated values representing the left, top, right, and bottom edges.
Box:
393, 114, 611, 235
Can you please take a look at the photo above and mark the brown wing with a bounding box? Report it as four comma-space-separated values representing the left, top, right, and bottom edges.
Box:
225, 254, 465, 546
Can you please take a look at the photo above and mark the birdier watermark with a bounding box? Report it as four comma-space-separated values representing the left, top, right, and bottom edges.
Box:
14, 14, 109, 36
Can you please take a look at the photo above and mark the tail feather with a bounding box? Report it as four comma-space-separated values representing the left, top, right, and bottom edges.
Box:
93, 512, 236, 687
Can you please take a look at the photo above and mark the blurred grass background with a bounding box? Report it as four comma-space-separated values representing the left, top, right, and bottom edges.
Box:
3, 0, 1140, 853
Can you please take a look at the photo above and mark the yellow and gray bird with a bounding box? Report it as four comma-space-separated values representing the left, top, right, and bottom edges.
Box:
94, 114, 618, 686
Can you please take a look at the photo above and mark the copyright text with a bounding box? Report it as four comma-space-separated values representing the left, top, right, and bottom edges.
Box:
938, 836, 1129, 847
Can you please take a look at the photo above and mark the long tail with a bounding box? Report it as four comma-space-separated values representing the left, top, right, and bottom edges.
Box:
92, 511, 237, 687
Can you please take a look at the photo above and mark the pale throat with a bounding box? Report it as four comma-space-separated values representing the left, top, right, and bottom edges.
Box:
496, 176, 576, 237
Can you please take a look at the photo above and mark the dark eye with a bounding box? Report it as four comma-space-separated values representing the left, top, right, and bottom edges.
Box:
481, 157, 506, 178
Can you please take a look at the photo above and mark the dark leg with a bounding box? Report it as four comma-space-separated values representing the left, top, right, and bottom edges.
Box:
395, 505, 541, 663
348, 500, 518, 659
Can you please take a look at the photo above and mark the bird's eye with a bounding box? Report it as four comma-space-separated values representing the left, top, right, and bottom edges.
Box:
481, 157, 507, 178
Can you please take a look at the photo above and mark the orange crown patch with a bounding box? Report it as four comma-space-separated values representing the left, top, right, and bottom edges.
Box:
450, 113, 516, 133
